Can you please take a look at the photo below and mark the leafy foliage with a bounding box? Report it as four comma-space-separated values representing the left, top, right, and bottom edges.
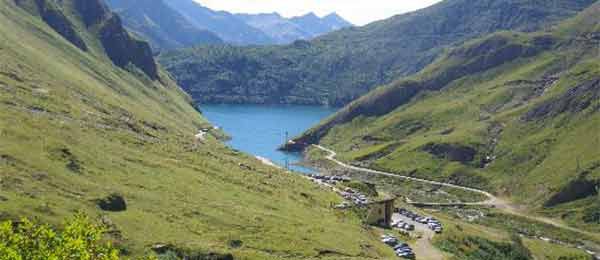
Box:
582, 201, 600, 224
0, 213, 119, 260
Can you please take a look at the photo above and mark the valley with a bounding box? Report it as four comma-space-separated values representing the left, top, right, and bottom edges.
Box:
0, 0, 598, 259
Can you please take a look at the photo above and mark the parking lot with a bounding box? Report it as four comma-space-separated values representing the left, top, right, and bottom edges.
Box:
391, 208, 445, 260
381, 233, 416, 259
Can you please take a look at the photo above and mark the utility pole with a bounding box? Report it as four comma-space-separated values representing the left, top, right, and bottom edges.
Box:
285, 131, 289, 171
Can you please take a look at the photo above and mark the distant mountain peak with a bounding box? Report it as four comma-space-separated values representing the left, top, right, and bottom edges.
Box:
324, 12, 341, 18
299, 12, 320, 19
289, 11, 352, 36
323, 12, 353, 27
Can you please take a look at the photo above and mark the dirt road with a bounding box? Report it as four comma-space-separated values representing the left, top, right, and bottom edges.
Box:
393, 213, 445, 260
313, 144, 600, 258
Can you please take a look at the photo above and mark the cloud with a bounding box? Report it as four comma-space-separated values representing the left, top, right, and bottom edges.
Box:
194, 0, 442, 26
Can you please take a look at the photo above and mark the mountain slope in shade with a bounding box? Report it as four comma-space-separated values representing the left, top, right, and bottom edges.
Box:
0, 0, 397, 258
105, 0, 223, 51
164, 0, 274, 45
159, 0, 597, 106
14, 0, 159, 79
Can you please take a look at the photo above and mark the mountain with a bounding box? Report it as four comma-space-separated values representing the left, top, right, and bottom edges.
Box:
290, 12, 352, 36
0, 0, 394, 258
236, 12, 352, 44
322, 12, 353, 31
105, 0, 223, 51
164, 0, 275, 45
235, 12, 312, 44
105, 0, 350, 48
291, 2, 600, 231
159, 0, 597, 106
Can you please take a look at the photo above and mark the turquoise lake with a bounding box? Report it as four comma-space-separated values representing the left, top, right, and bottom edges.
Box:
200, 104, 337, 173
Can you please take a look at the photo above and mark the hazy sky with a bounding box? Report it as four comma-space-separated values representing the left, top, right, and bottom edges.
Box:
194, 0, 443, 26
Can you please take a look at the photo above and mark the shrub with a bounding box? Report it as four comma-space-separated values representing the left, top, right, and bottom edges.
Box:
0, 213, 119, 260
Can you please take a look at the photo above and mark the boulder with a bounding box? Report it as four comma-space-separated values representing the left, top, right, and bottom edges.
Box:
96, 193, 127, 212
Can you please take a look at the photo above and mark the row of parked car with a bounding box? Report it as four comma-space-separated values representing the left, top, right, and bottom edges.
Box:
334, 187, 370, 208
391, 219, 415, 232
398, 208, 443, 234
307, 174, 351, 185
307, 175, 370, 208
381, 234, 415, 259
341, 187, 369, 205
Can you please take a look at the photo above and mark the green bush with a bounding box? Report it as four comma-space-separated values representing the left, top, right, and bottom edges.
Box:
582, 201, 600, 224
0, 213, 119, 260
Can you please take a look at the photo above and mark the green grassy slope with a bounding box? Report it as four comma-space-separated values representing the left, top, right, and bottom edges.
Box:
295, 3, 600, 229
158, 0, 597, 106
0, 0, 394, 258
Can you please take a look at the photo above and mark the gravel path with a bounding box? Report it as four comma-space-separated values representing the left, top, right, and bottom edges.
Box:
393, 213, 445, 260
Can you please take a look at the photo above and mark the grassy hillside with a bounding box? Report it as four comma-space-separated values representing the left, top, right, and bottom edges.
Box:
158, 0, 597, 106
0, 0, 395, 258
293, 3, 600, 230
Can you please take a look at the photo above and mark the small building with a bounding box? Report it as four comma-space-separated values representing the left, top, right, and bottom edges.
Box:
365, 197, 395, 227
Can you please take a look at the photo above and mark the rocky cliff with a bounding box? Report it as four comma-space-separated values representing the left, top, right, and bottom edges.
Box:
15, 0, 159, 80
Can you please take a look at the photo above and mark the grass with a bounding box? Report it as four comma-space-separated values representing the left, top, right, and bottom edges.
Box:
158, 0, 596, 106
293, 6, 600, 258
0, 1, 396, 259
523, 238, 593, 260
426, 206, 595, 259
309, 4, 600, 232
303, 143, 489, 204
539, 196, 600, 233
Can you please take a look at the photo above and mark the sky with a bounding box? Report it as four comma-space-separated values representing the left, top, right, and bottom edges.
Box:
194, 0, 443, 26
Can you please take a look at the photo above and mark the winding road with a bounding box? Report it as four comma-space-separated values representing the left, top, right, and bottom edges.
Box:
313, 144, 600, 258
313, 145, 502, 206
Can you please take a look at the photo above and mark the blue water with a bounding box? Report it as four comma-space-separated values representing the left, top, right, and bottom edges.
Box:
200, 104, 337, 173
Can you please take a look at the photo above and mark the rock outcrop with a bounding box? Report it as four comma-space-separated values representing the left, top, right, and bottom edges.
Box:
99, 15, 159, 80
523, 78, 600, 121
96, 193, 127, 212
15, 0, 160, 80
73, 0, 109, 27
545, 178, 599, 207
15, 0, 88, 51
421, 143, 478, 163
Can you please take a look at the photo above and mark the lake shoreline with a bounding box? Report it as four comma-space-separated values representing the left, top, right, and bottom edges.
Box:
200, 104, 336, 174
